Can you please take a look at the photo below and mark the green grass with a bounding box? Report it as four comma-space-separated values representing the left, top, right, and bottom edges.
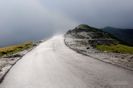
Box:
78, 24, 91, 29
96, 44, 133, 54
0, 42, 33, 57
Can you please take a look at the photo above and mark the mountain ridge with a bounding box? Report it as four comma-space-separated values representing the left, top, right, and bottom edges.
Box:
102, 27, 133, 46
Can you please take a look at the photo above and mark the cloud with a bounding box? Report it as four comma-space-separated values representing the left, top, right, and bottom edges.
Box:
0, 0, 78, 46
40, 0, 133, 28
0, 0, 133, 46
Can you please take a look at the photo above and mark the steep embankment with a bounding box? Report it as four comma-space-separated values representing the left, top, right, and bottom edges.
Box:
64, 24, 133, 70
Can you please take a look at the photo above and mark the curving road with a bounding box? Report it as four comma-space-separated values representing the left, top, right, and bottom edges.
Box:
0, 35, 133, 88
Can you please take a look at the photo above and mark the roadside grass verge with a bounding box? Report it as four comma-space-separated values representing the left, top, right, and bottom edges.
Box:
0, 42, 33, 57
96, 44, 133, 54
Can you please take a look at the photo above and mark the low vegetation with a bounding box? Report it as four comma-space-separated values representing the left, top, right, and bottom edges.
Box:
78, 24, 91, 29
96, 44, 133, 54
0, 42, 33, 57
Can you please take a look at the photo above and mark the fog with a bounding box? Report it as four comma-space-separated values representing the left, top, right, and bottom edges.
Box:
0, 0, 133, 47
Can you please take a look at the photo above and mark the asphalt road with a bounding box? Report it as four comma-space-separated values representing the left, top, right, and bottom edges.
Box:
0, 35, 133, 88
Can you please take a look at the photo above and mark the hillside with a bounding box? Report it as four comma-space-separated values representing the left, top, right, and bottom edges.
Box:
66, 24, 133, 53
102, 27, 133, 46
0, 42, 33, 57
66, 24, 119, 48
64, 24, 133, 70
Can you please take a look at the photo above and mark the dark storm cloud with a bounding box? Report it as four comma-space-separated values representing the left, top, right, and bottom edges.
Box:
0, 0, 78, 46
0, 0, 133, 46
40, 0, 133, 28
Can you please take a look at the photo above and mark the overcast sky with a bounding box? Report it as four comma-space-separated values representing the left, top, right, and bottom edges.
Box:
0, 0, 133, 46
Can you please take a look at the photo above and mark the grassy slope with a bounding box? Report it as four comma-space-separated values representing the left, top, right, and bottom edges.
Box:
96, 44, 133, 54
0, 42, 33, 57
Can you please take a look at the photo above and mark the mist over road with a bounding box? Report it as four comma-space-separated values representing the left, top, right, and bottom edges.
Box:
0, 35, 133, 88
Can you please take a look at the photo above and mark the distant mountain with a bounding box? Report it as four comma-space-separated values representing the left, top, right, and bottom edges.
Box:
102, 27, 133, 46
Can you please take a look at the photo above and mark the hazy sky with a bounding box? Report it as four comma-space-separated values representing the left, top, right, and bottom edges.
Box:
0, 0, 133, 46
